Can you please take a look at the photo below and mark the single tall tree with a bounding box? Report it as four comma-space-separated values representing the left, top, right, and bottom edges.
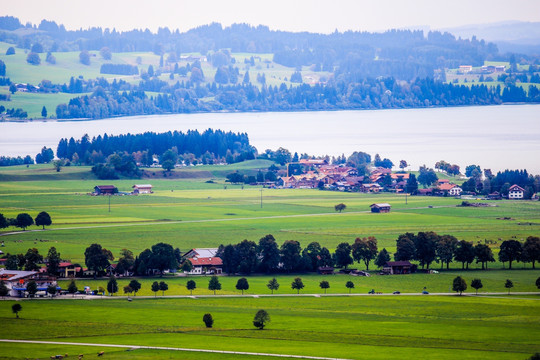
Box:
186, 280, 197, 295
236, 277, 249, 295
375, 248, 391, 268
345, 281, 355, 294
334, 242, 353, 269
129, 280, 141, 296
499, 240, 522, 269
452, 276, 467, 295
319, 280, 330, 294
67, 279, 78, 297
107, 276, 118, 296
151, 281, 159, 297
267, 278, 280, 294
85, 243, 111, 278
257, 234, 280, 273
15, 213, 34, 230
522, 236, 540, 269
12, 303, 22, 319
474, 244, 495, 270
46, 247, 61, 276
253, 309, 270, 330
505, 279, 514, 294
159, 281, 168, 296
208, 276, 221, 295
471, 279, 483, 295
0, 281, 9, 298
26, 280, 38, 297
291, 277, 304, 294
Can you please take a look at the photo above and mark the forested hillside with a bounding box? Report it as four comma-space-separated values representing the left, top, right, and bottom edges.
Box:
0, 15, 539, 119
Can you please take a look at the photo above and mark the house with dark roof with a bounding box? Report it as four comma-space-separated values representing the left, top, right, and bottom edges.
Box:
94, 185, 118, 195
370, 203, 391, 213
383, 261, 413, 275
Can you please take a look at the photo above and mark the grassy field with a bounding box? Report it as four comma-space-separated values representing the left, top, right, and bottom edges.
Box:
0, 295, 539, 359
0, 163, 539, 269
56, 270, 540, 296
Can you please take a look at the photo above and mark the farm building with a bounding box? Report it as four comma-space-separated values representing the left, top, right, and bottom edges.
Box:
94, 185, 118, 195
132, 184, 153, 194
318, 266, 335, 275
370, 203, 391, 213
383, 261, 413, 275
0, 269, 58, 297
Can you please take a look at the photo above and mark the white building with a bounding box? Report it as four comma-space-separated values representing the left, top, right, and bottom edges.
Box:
508, 184, 525, 199
183, 248, 223, 275
449, 186, 463, 196
132, 184, 153, 194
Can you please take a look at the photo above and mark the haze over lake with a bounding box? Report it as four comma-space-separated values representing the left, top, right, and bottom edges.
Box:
2, 104, 539, 173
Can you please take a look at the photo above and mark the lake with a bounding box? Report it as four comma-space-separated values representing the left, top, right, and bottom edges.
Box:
1, 104, 539, 173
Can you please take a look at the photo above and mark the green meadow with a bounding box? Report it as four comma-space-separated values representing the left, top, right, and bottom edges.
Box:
57, 270, 540, 296
1, 295, 539, 359
1, 163, 540, 269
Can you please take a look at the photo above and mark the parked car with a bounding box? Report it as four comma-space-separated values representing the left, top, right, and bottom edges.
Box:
422, 290, 429, 294
392, 291, 401, 294
368, 289, 375, 294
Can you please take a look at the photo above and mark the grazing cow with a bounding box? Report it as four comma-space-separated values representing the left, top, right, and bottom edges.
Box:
97, 351, 105, 357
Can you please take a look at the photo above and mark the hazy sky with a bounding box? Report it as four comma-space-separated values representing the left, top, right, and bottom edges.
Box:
4, 0, 540, 34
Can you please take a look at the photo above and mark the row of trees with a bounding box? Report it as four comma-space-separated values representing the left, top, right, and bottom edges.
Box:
0, 211, 52, 231
217, 235, 387, 274
395, 232, 540, 270
52, 78, 540, 120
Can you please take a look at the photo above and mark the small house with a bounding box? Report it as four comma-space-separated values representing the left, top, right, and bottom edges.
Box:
508, 184, 525, 199
94, 185, 118, 195
57, 262, 77, 278
317, 266, 335, 275
370, 203, 391, 213
132, 184, 153, 194
487, 191, 502, 200
383, 261, 413, 275
187, 257, 223, 275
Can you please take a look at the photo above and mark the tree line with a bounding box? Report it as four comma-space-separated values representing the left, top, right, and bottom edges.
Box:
52, 78, 540, 120
394, 232, 540, 270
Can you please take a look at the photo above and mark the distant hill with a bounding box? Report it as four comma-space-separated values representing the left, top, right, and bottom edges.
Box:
439, 21, 540, 55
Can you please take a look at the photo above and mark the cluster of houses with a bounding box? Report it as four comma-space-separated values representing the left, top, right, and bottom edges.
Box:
279, 161, 410, 193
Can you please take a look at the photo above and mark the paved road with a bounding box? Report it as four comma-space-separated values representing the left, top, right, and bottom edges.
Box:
0, 339, 352, 360
0, 205, 454, 237
3, 292, 539, 301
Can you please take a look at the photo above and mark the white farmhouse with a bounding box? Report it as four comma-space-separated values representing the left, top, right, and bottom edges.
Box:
508, 184, 525, 199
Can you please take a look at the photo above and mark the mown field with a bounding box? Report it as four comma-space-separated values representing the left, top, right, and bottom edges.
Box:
1, 163, 539, 270
56, 270, 540, 297
1, 295, 539, 359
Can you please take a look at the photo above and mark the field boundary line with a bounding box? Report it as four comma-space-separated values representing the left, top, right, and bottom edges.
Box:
0, 339, 352, 360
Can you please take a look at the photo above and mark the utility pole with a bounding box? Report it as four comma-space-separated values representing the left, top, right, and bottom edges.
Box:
405, 192, 408, 205
108, 194, 111, 212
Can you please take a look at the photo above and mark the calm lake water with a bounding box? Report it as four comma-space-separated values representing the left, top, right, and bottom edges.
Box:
1, 104, 539, 173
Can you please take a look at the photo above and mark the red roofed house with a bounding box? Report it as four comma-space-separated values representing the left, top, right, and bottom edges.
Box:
58, 262, 77, 278
508, 184, 525, 199
184, 248, 223, 275
438, 183, 463, 196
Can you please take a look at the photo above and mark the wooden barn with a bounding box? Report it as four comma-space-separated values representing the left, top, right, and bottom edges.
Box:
94, 185, 118, 195
370, 203, 391, 213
